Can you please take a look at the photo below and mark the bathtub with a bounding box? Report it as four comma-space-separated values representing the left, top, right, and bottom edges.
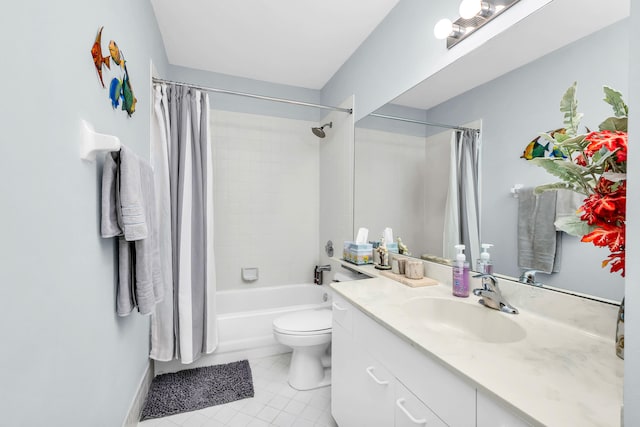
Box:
154, 283, 331, 374
216, 283, 331, 354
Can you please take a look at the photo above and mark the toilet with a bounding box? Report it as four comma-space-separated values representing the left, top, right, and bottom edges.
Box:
273, 308, 332, 390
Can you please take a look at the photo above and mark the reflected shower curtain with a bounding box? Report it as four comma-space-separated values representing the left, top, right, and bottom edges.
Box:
443, 129, 481, 266
150, 83, 217, 363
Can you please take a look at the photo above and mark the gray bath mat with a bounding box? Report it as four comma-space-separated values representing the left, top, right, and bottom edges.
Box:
140, 360, 254, 420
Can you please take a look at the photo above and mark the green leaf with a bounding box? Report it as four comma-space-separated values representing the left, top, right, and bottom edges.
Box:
603, 86, 628, 117
529, 158, 593, 194
534, 182, 585, 195
554, 215, 595, 237
599, 116, 627, 132
559, 82, 583, 135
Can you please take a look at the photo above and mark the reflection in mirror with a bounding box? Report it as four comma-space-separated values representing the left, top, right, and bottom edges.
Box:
355, 19, 629, 302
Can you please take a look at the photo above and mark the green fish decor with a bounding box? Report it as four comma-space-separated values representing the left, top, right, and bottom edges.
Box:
121, 64, 137, 116
520, 137, 549, 160
521, 128, 567, 160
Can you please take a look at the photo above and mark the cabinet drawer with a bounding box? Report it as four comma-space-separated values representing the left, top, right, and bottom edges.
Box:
395, 380, 447, 427
356, 310, 475, 427
332, 292, 354, 332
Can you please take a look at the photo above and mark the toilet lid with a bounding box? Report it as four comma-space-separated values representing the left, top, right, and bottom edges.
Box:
273, 309, 332, 334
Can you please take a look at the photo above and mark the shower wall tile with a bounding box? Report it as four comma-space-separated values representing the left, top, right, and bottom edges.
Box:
210, 110, 320, 290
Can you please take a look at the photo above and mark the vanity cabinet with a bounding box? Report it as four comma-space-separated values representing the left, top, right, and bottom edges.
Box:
476, 389, 531, 427
332, 293, 526, 427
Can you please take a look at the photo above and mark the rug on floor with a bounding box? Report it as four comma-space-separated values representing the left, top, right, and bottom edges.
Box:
140, 359, 254, 420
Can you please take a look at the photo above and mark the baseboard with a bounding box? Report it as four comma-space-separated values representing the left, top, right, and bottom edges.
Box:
154, 343, 290, 375
122, 361, 153, 427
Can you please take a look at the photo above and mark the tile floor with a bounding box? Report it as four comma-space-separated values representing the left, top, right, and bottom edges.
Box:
138, 353, 338, 427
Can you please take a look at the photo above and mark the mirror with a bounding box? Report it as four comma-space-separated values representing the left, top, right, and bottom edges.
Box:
354, 19, 629, 302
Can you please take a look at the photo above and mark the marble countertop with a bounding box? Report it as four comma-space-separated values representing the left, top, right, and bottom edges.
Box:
330, 260, 624, 427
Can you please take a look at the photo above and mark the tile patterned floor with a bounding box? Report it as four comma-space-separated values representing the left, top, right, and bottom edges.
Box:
138, 353, 338, 427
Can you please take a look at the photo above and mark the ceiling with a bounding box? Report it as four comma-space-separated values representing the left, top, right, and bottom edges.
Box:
150, 0, 401, 89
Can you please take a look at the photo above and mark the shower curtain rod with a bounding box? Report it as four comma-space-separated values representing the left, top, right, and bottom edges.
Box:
369, 113, 480, 133
152, 78, 353, 114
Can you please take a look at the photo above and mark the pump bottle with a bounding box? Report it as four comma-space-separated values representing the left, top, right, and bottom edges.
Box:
452, 244, 470, 297
476, 243, 494, 275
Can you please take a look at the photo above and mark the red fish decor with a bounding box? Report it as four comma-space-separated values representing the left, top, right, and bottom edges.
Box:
91, 27, 136, 117
91, 27, 111, 87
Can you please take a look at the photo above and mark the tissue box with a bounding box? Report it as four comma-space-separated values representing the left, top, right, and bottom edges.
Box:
372, 241, 399, 254
386, 242, 399, 254
343, 241, 373, 265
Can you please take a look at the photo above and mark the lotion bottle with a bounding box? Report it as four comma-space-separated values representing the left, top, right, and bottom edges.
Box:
452, 244, 470, 297
476, 243, 494, 275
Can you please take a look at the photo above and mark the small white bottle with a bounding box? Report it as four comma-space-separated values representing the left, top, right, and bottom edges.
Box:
476, 243, 494, 275
452, 244, 470, 297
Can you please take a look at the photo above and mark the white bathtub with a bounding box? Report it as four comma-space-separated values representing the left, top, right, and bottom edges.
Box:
216, 284, 331, 353
154, 283, 331, 374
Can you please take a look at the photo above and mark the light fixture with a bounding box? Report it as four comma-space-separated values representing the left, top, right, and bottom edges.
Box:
433, 0, 521, 49
434, 19, 464, 40
459, 0, 481, 19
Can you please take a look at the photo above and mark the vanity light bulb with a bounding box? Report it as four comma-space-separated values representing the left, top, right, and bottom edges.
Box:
434, 18, 453, 39
459, 0, 482, 19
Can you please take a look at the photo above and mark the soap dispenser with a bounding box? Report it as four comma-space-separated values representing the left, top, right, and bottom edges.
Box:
476, 243, 494, 275
452, 244, 470, 297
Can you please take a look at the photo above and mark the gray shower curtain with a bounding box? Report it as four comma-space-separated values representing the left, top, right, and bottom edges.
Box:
443, 129, 481, 265
150, 83, 217, 363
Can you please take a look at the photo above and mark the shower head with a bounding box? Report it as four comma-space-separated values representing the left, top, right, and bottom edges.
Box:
311, 122, 333, 138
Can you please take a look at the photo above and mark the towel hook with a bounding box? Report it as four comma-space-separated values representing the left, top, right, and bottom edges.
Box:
510, 184, 523, 198
80, 120, 121, 162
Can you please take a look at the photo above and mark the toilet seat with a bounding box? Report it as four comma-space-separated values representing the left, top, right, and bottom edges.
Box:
273, 309, 332, 335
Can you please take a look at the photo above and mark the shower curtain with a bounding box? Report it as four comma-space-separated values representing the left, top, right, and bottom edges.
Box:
150, 83, 218, 364
443, 129, 481, 266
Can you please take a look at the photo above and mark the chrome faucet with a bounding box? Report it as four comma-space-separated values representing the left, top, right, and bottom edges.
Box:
519, 269, 543, 287
314, 264, 332, 285
472, 274, 519, 314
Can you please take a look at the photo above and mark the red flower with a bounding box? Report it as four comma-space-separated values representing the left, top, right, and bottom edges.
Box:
574, 153, 587, 166
581, 223, 625, 252
603, 251, 626, 277
584, 130, 628, 162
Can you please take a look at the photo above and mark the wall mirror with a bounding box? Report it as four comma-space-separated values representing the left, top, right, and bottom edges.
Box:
354, 16, 630, 302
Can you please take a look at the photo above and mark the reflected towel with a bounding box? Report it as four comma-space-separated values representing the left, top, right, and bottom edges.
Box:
555, 189, 585, 229
517, 188, 562, 274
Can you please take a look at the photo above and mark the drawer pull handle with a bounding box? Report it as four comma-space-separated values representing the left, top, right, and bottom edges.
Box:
396, 398, 427, 425
332, 302, 347, 311
365, 366, 389, 385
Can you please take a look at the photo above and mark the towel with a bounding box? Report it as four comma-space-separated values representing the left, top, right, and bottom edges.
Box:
555, 189, 584, 229
517, 188, 562, 274
101, 146, 164, 316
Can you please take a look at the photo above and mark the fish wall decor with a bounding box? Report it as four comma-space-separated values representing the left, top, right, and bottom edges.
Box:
90, 26, 136, 117
521, 128, 567, 160
91, 27, 111, 88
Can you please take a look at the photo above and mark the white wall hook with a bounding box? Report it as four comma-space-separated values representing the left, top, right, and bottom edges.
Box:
80, 119, 121, 161
510, 184, 523, 198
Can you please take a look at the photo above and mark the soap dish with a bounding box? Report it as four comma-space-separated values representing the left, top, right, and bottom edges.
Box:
241, 267, 259, 282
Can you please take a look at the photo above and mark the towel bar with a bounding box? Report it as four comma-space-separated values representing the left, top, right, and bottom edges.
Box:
80, 120, 121, 161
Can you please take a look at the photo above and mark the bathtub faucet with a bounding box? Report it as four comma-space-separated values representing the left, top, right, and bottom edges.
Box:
314, 265, 332, 285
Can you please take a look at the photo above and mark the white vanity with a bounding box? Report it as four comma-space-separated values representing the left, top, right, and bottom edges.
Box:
330, 258, 623, 427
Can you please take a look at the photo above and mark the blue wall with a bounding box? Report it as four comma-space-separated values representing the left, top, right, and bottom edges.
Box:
168, 65, 323, 122
0, 1, 169, 425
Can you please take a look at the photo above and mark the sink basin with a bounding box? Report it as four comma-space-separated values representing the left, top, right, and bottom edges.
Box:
401, 297, 526, 344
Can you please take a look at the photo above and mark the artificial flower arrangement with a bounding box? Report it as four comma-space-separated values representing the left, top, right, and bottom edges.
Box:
528, 82, 627, 277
